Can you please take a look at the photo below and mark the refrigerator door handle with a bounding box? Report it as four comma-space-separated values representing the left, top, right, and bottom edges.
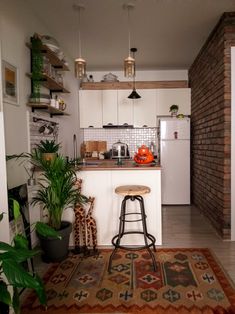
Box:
174, 131, 178, 139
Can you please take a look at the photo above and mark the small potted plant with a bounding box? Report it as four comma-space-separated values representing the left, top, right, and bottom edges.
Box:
35, 139, 60, 162
169, 104, 179, 117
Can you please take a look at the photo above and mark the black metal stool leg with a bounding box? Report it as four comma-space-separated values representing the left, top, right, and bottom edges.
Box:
108, 196, 127, 273
138, 196, 157, 271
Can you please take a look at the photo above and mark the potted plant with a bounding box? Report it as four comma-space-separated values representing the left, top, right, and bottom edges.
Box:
169, 104, 179, 116
31, 154, 87, 262
35, 139, 60, 162
0, 209, 58, 313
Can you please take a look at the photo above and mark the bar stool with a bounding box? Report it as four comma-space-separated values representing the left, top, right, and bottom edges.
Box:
108, 185, 157, 273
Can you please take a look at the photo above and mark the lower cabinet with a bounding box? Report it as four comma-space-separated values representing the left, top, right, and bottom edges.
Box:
76, 169, 162, 246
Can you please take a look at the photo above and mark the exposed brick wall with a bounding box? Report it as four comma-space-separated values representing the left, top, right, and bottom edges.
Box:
189, 12, 235, 239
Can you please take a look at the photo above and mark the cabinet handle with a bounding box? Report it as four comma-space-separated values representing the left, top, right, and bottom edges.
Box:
89, 125, 94, 128
143, 125, 148, 127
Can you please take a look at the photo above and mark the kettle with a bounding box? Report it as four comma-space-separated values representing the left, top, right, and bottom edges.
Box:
134, 145, 154, 164
111, 140, 129, 165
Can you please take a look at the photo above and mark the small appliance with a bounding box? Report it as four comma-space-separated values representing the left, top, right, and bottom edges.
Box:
111, 140, 129, 165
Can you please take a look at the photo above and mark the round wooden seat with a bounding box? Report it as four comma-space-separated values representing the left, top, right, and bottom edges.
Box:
115, 185, 151, 196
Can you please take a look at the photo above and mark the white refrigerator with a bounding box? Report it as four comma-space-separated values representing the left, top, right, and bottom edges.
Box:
160, 117, 190, 204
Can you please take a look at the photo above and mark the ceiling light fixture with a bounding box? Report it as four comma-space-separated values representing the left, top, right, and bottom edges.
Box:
123, 3, 135, 78
73, 3, 86, 79
128, 48, 141, 99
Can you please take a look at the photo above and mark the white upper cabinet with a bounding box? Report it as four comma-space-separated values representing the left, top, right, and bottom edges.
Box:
117, 90, 134, 126
102, 90, 118, 126
79, 90, 102, 128
133, 89, 157, 127
156, 88, 191, 116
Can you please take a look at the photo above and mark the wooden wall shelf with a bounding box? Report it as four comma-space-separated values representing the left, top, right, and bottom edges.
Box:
26, 73, 70, 93
80, 80, 188, 90
27, 103, 70, 117
26, 42, 69, 70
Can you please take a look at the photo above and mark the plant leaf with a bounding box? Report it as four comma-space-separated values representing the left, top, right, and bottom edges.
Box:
13, 234, 29, 250
12, 287, 20, 314
0, 212, 5, 222
0, 281, 11, 305
2, 259, 46, 306
35, 222, 61, 239
12, 199, 21, 220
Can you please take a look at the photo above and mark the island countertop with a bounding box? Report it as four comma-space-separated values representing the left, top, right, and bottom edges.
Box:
76, 159, 161, 171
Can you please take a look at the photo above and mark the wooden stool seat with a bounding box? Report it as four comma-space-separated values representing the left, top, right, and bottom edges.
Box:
115, 185, 151, 196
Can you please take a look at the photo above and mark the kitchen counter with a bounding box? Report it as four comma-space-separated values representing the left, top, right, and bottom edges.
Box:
76, 159, 161, 171
74, 164, 162, 247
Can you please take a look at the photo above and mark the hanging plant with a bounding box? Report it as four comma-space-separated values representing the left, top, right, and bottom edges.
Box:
31, 34, 43, 102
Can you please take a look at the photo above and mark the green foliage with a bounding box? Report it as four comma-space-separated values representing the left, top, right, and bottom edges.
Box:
35, 140, 60, 154
31, 34, 43, 101
0, 204, 59, 312
32, 155, 87, 230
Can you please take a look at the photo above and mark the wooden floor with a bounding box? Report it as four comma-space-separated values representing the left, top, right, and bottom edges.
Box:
161, 205, 235, 284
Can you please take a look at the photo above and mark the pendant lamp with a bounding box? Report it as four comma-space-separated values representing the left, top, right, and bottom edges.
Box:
128, 48, 141, 99
73, 4, 86, 79
124, 4, 135, 78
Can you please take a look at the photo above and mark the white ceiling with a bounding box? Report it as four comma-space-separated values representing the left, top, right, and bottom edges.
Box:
27, 0, 235, 71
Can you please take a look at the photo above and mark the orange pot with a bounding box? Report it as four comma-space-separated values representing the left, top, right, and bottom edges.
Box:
134, 145, 154, 164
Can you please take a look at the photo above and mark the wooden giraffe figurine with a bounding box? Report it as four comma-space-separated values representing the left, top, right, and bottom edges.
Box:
85, 197, 97, 251
73, 179, 86, 252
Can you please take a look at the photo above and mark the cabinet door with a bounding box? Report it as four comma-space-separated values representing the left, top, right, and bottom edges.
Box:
156, 88, 191, 116
102, 90, 118, 126
117, 90, 134, 125
133, 89, 157, 127
79, 90, 102, 128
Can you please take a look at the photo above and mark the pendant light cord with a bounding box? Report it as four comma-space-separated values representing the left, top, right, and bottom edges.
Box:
128, 6, 131, 58
78, 6, 82, 58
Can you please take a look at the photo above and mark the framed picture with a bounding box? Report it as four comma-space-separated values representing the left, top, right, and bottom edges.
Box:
2, 60, 19, 106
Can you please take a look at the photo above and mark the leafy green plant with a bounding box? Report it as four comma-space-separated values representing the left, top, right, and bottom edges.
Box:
31, 34, 43, 101
169, 104, 179, 112
31, 154, 87, 230
35, 140, 60, 154
0, 208, 58, 313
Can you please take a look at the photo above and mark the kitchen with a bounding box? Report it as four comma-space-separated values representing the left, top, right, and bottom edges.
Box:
0, 0, 235, 252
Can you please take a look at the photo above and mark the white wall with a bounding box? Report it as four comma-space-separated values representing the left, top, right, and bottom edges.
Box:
0, 1, 81, 242
0, 0, 81, 188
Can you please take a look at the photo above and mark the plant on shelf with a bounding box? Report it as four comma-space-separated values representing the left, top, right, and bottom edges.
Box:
0, 207, 58, 313
35, 139, 60, 162
31, 153, 87, 262
169, 104, 179, 116
31, 33, 43, 102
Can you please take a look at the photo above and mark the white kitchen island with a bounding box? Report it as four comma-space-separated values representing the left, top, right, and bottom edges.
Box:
76, 161, 162, 247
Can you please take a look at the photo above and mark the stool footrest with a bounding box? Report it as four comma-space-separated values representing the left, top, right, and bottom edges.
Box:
111, 231, 156, 251
120, 212, 146, 223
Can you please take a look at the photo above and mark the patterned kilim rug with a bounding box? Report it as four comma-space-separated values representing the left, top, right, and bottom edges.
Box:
22, 248, 235, 314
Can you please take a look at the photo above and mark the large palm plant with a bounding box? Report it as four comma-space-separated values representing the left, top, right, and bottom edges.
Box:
31, 154, 86, 230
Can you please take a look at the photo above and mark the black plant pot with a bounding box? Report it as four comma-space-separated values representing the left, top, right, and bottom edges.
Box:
37, 221, 72, 263
0, 302, 10, 314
